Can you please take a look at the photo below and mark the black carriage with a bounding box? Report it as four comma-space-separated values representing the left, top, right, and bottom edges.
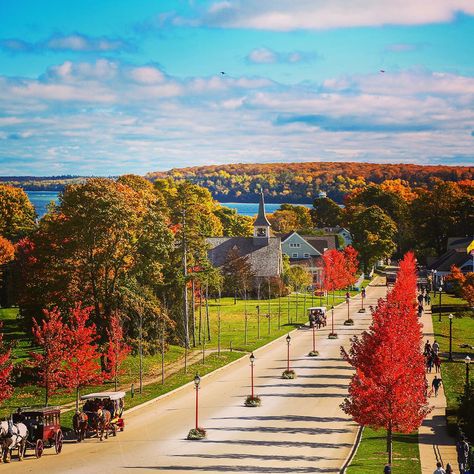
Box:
12, 407, 63, 458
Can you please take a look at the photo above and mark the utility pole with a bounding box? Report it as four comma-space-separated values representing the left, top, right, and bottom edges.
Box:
182, 208, 190, 374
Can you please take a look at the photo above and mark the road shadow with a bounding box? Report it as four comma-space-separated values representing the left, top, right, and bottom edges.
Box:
199, 438, 352, 449
213, 415, 349, 423
128, 466, 339, 473
169, 453, 335, 462
257, 382, 349, 389
208, 426, 350, 435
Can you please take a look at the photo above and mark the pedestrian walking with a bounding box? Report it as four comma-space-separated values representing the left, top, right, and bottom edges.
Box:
445, 463, 453, 474
384, 464, 391, 474
427, 353, 434, 373
427, 294, 431, 305
418, 303, 424, 317
418, 293, 424, 305
432, 375, 442, 397
432, 340, 440, 355
434, 354, 441, 373
424, 340, 432, 356
433, 461, 446, 474
456, 435, 470, 474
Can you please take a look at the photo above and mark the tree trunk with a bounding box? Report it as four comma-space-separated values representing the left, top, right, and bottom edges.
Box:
191, 279, 196, 347
387, 423, 393, 465
205, 283, 211, 342
198, 287, 203, 345
76, 387, 80, 412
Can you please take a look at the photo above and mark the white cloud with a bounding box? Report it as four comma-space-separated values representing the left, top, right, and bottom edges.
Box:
247, 48, 277, 64
246, 47, 316, 64
0, 60, 473, 174
201, 0, 474, 30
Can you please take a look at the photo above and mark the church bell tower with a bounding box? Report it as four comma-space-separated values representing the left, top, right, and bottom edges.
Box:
253, 192, 271, 246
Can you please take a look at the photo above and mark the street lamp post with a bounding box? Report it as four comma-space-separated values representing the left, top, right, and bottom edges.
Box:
344, 296, 353, 325
328, 305, 338, 339
438, 286, 443, 322
194, 374, 200, 430
250, 353, 255, 398
465, 356, 471, 390
286, 334, 291, 372
256, 305, 260, 339
359, 288, 366, 313
312, 323, 316, 353
449, 314, 453, 361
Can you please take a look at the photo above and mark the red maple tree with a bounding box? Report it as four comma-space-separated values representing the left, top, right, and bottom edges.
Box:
343, 246, 359, 288
104, 314, 130, 391
31, 308, 70, 406
0, 323, 13, 406
323, 249, 346, 300
63, 304, 102, 410
341, 252, 429, 464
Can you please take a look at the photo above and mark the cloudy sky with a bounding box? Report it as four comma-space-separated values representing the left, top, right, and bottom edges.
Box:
0, 0, 473, 175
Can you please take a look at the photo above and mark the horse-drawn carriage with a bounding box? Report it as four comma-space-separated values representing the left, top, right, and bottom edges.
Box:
308, 306, 327, 328
3, 406, 63, 461
74, 391, 125, 442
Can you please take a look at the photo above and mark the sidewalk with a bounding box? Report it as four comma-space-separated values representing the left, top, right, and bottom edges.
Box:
419, 306, 458, 473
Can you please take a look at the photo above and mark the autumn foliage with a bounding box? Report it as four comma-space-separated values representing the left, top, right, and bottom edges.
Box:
32, 307, 71, 406
0, 323, 13, 406
0, 236, 15, 266
322, 246, 359, 293
63, 305, 101, 408
341, 252, 429, 464
104, 314, 131, 389
448, 264, 474, 306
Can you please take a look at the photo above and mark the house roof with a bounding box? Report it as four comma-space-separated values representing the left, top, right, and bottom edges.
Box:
428, 249, 473, 272
206, 236, 281, 277
301, 235, 337, 252
447, 237, 472, 251
253, 192, 271, 227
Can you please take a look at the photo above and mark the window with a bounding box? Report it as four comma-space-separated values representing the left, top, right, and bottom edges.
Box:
303, 253, 310, 258
292, 253, 298, 258
289, 243, 300, 248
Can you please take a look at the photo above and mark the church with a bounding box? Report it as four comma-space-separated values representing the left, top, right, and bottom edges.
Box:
206, 193, 283, 282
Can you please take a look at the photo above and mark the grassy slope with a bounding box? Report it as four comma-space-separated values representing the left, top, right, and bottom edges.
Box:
430, 292, 474, 432
348, 428, 421, 474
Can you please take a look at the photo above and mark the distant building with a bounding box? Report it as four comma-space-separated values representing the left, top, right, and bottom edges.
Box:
428, 237, 474, 285
316, 190, 327, 199
316, 226, 353, 247
279, 232, 338, 286
206, 193, 283, 281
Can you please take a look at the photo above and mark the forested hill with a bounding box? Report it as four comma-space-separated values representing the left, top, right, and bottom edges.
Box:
146, 162, 474, 203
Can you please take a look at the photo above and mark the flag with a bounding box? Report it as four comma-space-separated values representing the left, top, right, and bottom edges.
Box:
467, 239, 474, 255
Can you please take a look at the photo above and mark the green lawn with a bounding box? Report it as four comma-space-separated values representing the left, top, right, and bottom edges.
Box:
348, 428, 421, 473
430, 291, 474, 435
0, 279, 371, 424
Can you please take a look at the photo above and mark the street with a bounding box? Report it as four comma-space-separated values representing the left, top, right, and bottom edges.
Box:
3, 281, 386, 474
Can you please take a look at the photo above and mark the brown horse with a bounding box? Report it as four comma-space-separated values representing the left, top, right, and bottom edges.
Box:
72, 412, 88, 442
97, 409, 111, 442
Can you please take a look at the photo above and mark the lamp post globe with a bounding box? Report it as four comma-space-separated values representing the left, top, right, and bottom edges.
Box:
286, 334, 291, 372
249, 353, 255, 399
194, 373, 200, 387
194, 373, 200, 431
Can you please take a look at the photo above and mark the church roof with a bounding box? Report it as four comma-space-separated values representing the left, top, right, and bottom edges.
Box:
206, 236, 281, 277
253, 192, 271, 227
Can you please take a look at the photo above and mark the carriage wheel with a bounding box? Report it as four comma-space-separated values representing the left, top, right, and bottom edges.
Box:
55, 430, 63, 454
35, 439, 44, 458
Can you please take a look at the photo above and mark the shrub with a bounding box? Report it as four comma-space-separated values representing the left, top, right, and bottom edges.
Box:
281, 369, 297, 379
244, 395, 261, 407
344, 318, 354, 326
187, 427, 206, 440
308, 350, 319, 357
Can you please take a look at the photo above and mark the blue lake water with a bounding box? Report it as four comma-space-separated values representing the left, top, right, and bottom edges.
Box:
26, 191, 311, 218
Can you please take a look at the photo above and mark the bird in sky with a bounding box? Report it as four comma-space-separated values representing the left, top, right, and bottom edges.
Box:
380, 69, 386, 73
220, 71, 226, 75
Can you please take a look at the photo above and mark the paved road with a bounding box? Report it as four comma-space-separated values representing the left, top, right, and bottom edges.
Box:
3, 281, 386, 474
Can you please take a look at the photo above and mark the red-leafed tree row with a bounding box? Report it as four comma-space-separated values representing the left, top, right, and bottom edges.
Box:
0, 323, 13, 405
341, 252, 430, 465
31, 304, 129, 407
322, 246, 359, 298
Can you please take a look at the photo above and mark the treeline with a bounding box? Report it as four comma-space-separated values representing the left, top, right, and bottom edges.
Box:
0, 176, 94, 191
146, 162, 474, 203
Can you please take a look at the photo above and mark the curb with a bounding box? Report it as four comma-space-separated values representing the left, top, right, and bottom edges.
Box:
340, 425, 364, 474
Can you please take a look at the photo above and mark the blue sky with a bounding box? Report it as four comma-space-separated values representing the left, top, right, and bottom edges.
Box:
0, 0, 473, 175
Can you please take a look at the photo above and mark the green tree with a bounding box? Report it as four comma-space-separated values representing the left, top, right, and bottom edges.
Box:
214, 206, 253, 236
349, 205, 397, 272
311, 197, 342, 228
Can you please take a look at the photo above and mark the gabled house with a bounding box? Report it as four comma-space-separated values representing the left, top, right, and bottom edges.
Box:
206, 193, 283, 282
